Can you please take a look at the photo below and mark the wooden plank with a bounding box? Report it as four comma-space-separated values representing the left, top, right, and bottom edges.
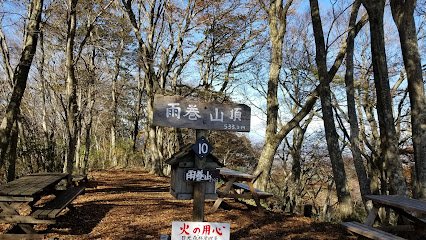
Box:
0, 176, 36, 196
365, 205, 380, 226
1, 173, 68, 197
153, 95, 251, 132
0, 196, 33, 202
0, 203, 19, 215
192, 129, 206, 222
18, 224, 37, 234
232, 183, 273, 198
0, 234, 45, 239
31, 186, 84, 219
219, 168, 254, 181
340, 221, 406, 240
219, 192, 254, 199
365, 195, 426, 215
232, 183, 273, 197
0, 215, 55, 224
19, 174, 68, 196
247, 182, 264, 214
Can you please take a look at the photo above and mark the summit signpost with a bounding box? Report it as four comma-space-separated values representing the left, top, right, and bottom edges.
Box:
153, 95, 251, 222
153, 95, 251, 132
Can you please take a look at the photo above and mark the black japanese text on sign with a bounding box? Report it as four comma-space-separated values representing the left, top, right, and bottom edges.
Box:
153, 95, 251, 132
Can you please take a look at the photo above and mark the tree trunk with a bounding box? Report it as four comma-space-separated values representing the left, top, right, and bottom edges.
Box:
146, 92, 162, 175
283, 121, 312, 214
390, 0, 426, 199
345, 0, 371, 203
0, 21, 14, 88
361, 0, 407, 196
254, 0, 294, 191
75, 89, 82, 173
310, 0, 353, 219
39, 30, 54, 172
0, 0, 44, 166
132, 61, 143, 153
64, 0, 79, 176
82, 85, 95, 175
7, 120, 18, 182
111, 39, 124, 166
82, 118, 92, 175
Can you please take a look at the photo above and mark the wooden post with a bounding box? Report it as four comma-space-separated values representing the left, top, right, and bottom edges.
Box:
193, 129, 207, 221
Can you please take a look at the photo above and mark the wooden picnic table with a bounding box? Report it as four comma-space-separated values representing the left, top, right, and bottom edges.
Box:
0, 173, 85, 239
341, 194, 426, 240
210, 168, 272, 214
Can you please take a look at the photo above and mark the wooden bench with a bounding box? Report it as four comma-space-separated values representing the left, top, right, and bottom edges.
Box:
340, 221, 407, 240
212, 169, 273, 214
31, 186, 85, 221
232, 182, 273, 199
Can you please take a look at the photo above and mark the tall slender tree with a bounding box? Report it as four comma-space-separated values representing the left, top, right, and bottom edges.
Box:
344, 0, 371, 203
309, 0, 353, 219
361, 0, 408, 196
63, 0, 79, 176
0, 0, 44, 172
254, 0, 294, 191
390, 0, 426, 199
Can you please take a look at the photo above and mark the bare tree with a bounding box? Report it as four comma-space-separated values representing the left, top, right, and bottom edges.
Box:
63, 0, 114, 176
361, 0, 408, 196
0, 0, 44, 178
309, 0, 353, 220
254, 0, 368, 195
344, 0, 371, 204
390, 0, 426, 199
254, 0, 294, 191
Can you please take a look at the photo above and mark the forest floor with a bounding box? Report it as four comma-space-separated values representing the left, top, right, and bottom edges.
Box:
1, 168, 356, 240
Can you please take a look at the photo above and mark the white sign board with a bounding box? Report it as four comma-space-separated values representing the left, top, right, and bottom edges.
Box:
171, 221, 230, 240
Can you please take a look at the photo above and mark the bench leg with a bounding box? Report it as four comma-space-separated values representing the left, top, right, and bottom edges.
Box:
210, 179, 235, 212
18, 224, 37, 234
247, 182, 264, 214
365, 205, 379, 226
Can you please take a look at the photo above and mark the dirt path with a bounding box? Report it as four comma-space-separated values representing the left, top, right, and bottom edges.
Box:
4, 168, 355, 239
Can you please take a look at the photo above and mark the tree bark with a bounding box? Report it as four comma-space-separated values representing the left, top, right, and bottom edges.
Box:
63, 0, 79, 176
39, 30, 54, 172
390, 0, 426, 199
0, 23, 14, 89
133, 67, 143, 152
254, 0, 294, 191
344, 0, 371, 203
0, 0, 44, 167
309, 0, 353, 220
7, 120, 18, 182
361, 0, 408, 196
111, 39, 124, 166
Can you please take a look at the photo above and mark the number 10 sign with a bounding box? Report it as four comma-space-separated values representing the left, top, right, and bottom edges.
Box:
192, 136, 213, 159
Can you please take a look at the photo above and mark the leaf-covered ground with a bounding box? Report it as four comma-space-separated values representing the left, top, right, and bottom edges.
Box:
1, 168, 355, 239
